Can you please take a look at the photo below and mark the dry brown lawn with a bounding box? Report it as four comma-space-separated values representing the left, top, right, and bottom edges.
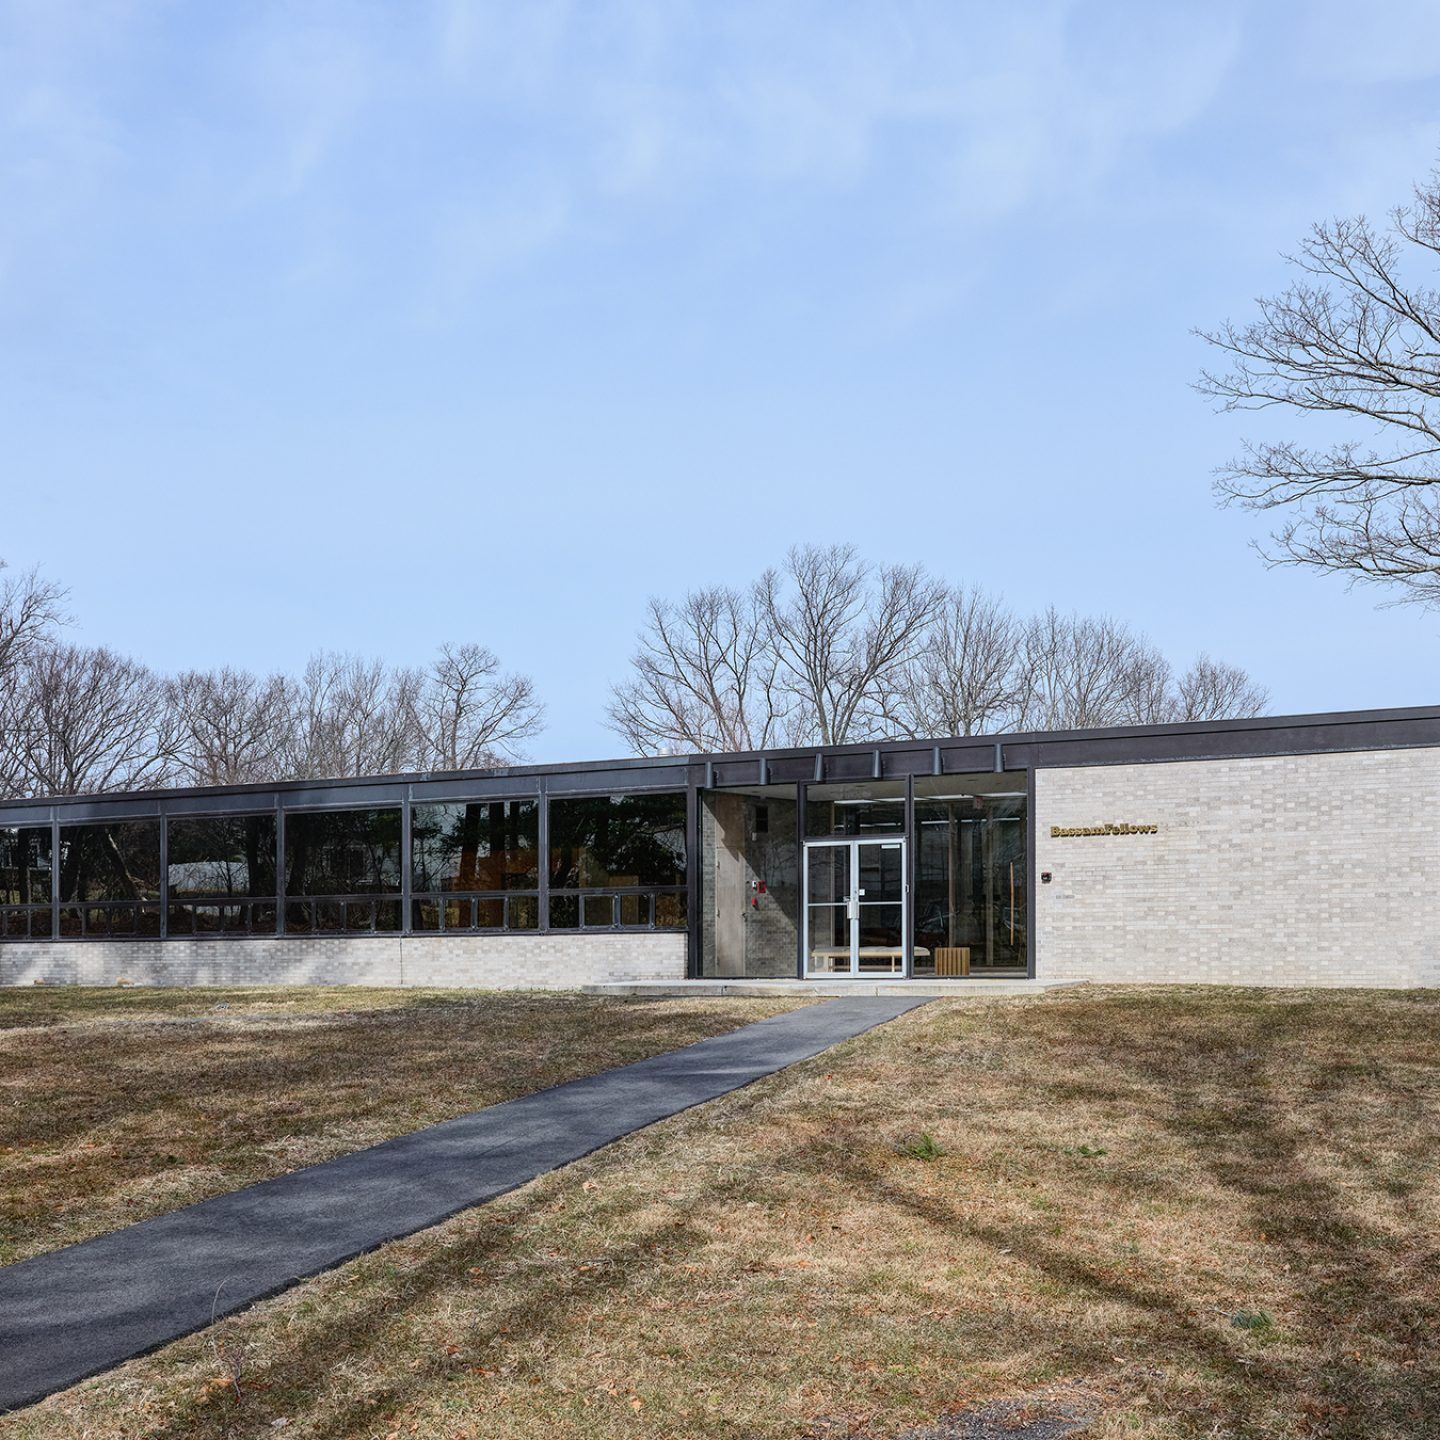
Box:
6, 986, 1440, 1440
0, 986, 808, 1264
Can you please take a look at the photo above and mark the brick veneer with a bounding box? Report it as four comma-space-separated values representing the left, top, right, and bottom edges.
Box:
1035, 746, 1440, 987
0, 931, 686, 989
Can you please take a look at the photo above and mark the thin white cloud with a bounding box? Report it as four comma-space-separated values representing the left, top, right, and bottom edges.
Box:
225, 8, 380, 200
3, 0, 1429, 331
0, 2, 136, 294
422, 181, 571, 319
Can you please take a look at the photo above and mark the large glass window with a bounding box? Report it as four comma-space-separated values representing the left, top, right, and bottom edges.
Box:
57, 821, 162, 938
805, 781, 906, 837
548, 792, 687, 929
411, 800, 539, 932
168, 814, 278, 937
283, 808, 402, 933
412, 801, 538, 891
549, 793, 687, 888
0, 825, 53, 939
913, 775, 1027, 975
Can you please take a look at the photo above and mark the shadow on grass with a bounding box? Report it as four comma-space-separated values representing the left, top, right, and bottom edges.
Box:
2, 991, 794, 1263
966, 991, 1440, 1437
71, 991, 1440, 1440
778, 992, 1440, 1436
1132, 1003, 1440, 1435
144, 1207, 715, 1440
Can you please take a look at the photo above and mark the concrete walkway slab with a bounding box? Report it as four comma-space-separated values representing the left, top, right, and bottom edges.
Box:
582, 979, 1087, 998
0, 995, 927, 1413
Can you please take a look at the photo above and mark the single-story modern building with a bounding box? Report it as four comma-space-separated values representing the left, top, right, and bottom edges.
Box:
1, 705, 1437, 989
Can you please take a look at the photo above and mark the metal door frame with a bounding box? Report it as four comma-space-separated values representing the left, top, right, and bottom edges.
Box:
802, 836, 909, 978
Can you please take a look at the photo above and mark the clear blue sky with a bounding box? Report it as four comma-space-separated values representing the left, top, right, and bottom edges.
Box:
3, 1, 1439, 762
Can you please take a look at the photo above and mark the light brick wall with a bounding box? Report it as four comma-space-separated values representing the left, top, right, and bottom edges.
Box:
1035, 747, 1440, 987
0, 932, 686, 989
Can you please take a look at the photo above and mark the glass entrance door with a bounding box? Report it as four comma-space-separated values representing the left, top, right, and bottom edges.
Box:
804, 838, 907, 976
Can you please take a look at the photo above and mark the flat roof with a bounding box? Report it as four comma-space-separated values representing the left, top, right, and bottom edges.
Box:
2, 703, 1438, 822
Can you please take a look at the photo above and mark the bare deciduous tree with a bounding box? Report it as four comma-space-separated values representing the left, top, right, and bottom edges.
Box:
0, 560, 69, 796
1171, 653, 1270, 722
877, 585, 1024, 739
0, 552, 546, 792
414, 642, 544, 771
272, 645, 545, 779
1012, 609, 1173, 731
167, 667, 296, 787
1199, 168, 1440, 606
0, 560, 66, 681
608, 554, 1269, 752
281, 652, 425, 781
0, 645, 176, 796
606, 588, 790, 755
758, 544, 945, 746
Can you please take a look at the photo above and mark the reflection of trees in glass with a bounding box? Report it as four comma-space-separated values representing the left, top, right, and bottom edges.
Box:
168, 815, 277, 899
283, 810, 401, 897
57, 822, 161, 902
549, 794, 687, 889
411, 802, 538, 893
0, 827, 52, 905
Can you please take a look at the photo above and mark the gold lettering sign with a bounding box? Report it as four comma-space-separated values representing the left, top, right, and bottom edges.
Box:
1050, 823, 1158, 838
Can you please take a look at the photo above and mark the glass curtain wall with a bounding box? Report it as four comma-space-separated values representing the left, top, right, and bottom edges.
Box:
700, 773, 1030, 979
57, 821, 162, 937
168, 814, 278, 936
4, 770, 1031, 966
913, 775, 1027, 975
547, 793, 688, 930
804, 780, 906, 837
0, 826, 53, 938
411, 800, 539, 932
283, 808, 403, 933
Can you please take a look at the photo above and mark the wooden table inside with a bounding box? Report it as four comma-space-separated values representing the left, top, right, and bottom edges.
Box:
808, 947, 931, 973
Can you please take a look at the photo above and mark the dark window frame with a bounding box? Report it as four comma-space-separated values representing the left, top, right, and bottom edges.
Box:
162, 810, 280, 939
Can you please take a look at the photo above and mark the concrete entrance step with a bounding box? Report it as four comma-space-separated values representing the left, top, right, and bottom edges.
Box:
582, 978, 1088, 998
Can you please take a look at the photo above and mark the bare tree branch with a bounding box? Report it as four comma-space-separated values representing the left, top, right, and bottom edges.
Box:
606, 587, 790, 754
166, 667, 295, 786
606, 554, 1269, 752
1171, 654, 1270, 722
415, 642, 545, 770
0, 560, 67, 683
759, 544, 945, 746
876, 585, 1024, 737
277, 646, 545, 779
0, 645, 177, 796
1012, 609, 1174, 731
280, 652, 424, 780
1198, 167, 1440, 605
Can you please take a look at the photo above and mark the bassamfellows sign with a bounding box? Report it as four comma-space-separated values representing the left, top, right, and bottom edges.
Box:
1050, 822, 1159, 838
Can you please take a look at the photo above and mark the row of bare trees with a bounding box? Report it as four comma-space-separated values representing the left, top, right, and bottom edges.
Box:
0, 560, 544, 797
607, 545, 1268, 754
1, 546, 1270, 793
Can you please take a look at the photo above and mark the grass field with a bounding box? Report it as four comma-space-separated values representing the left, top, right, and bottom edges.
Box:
0, 986, 808, 1264
6, 986, 1440, 1439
